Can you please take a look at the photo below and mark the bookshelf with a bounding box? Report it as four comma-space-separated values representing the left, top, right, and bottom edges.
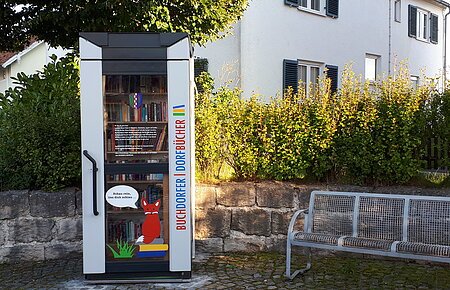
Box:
103, 74, 169, 261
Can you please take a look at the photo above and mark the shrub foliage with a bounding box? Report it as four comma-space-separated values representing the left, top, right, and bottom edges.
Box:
195, 66, 440, 185
0, 55, 80, 191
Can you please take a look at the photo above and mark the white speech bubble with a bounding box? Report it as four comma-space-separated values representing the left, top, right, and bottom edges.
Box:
105, 185, 139, 209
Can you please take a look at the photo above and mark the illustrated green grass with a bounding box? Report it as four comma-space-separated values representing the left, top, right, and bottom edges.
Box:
107, 239, 136, 259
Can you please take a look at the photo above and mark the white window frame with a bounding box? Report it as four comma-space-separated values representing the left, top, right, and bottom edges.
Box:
410, 75, 419, 88
298, 60, 324, 95
394, 0, 401, 22
365, 54, 381, 81
297, 0, 325, 16
416, 8, 429, 42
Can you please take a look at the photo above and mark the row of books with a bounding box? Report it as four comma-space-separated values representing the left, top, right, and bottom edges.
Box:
105, 102, 168, 122
107, 220, 142, 243
105, 75, 167, 94
108, 173, 164, 182
106, 125, 167, 152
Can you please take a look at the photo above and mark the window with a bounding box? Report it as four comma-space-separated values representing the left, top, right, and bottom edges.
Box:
283, 59, 338, 94
365, 54, 380, 81
410, 76, 419, 88
298, 61, 322, 94
408, 5, 438, 44
311, 0, 320, 11
417, 8, 428, 41
285, 0, 339, 18
394, 0, 401, 22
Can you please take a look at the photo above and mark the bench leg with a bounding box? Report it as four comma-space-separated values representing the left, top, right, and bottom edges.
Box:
285, 242, 311, 280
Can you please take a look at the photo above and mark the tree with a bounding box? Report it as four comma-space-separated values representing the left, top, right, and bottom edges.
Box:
0, 0, 248, 51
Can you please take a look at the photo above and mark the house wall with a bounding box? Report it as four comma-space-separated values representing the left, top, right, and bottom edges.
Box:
195, 0, 447, 100
1, 43, 68, 94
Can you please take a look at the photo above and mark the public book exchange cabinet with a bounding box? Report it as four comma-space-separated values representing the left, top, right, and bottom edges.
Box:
79, 32, 194, 281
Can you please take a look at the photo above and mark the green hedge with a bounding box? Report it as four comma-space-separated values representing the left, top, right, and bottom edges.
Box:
195, 66, 443, 185
0, 55, 81, 191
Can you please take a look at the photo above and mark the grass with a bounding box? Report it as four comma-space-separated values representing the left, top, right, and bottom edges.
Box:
106, 239, 136, 259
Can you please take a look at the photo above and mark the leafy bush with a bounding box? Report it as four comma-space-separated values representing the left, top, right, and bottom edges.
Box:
195, 65, 437, 185
0, 55, 81, 191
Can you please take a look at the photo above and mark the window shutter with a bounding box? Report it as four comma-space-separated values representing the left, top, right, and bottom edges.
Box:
430, 14, 438, 44
408, 5, 417, 37
194, 58, 208, 78
283, 59, 298, 94
325, 65, 338, 94
326, 0, 339, 18
285, 0, 299, 7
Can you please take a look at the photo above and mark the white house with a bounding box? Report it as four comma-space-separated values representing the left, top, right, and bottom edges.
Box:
195, 0, 450, 99
0, 41, 67, 94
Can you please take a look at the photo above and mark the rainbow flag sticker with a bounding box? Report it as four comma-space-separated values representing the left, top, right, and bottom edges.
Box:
173, 105, 185, 117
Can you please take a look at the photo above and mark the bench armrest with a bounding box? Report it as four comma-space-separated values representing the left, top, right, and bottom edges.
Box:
287, 209, 309, 239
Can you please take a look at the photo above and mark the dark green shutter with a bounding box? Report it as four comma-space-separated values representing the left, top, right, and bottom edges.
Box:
326, 65, 338, 94
194, 58, 208, 78
430, 14, 438, 44
285, 0, 299, 7
326, 0, 339, 18
408, 5, 417, 37
283, 59, 298, 94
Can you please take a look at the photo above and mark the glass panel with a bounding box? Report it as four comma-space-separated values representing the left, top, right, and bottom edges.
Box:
104, 75, 168, 164
365, 57, 377, 81
103, 74, 169, 262
311, 0, 320, 11
299, 65, 307, 92
299, 0, 307, 7
310, 66, 320, 94
394, 0, 401, 22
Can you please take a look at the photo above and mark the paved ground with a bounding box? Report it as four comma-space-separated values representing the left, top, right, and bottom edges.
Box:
1, 252, 450, 289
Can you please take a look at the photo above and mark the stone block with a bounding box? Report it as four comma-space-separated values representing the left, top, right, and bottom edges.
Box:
0, 190, 29, 219
0, 244, 45, 263
224, 237, 266, 252
30, 189, 76, 218
44, 242, 82, 260
271, 211, 297, 235
195, 238, 224, 253
56, 218, 82, 241
9, 218, 55, 243
196, 208, 231, 238
256, 182, 296, 208
217, 182, 256, 207
195, 185, 217, 209
265, 235, 287, 252
231, 208, 271, 237
0, 221, 7, 244
75, 189, 82, 215
296, 186, 313, 209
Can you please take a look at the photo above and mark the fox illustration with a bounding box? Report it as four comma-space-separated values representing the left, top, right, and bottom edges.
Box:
139, 199, 161, 244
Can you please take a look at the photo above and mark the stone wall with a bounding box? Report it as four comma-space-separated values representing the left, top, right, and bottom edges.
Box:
195, 182, 450, 253
0, 188, 82, 263
1, 183, 449, 262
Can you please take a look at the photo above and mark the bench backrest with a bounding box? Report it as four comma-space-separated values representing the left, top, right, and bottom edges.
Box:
306, 191, 450, 246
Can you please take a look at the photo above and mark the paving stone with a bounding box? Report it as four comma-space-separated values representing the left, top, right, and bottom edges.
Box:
0, 190, 29, 219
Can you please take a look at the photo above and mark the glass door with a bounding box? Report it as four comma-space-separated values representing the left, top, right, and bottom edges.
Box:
103, 74, 169, 263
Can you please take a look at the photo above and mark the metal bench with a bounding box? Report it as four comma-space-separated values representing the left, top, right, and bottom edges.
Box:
285, 190, 450, 279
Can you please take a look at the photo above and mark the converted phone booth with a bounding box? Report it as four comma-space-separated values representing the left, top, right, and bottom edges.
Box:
79, 32, 194, 281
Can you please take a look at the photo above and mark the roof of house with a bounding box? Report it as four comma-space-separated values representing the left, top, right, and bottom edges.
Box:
0, 52, 16, 66
1, 41, 43, 68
